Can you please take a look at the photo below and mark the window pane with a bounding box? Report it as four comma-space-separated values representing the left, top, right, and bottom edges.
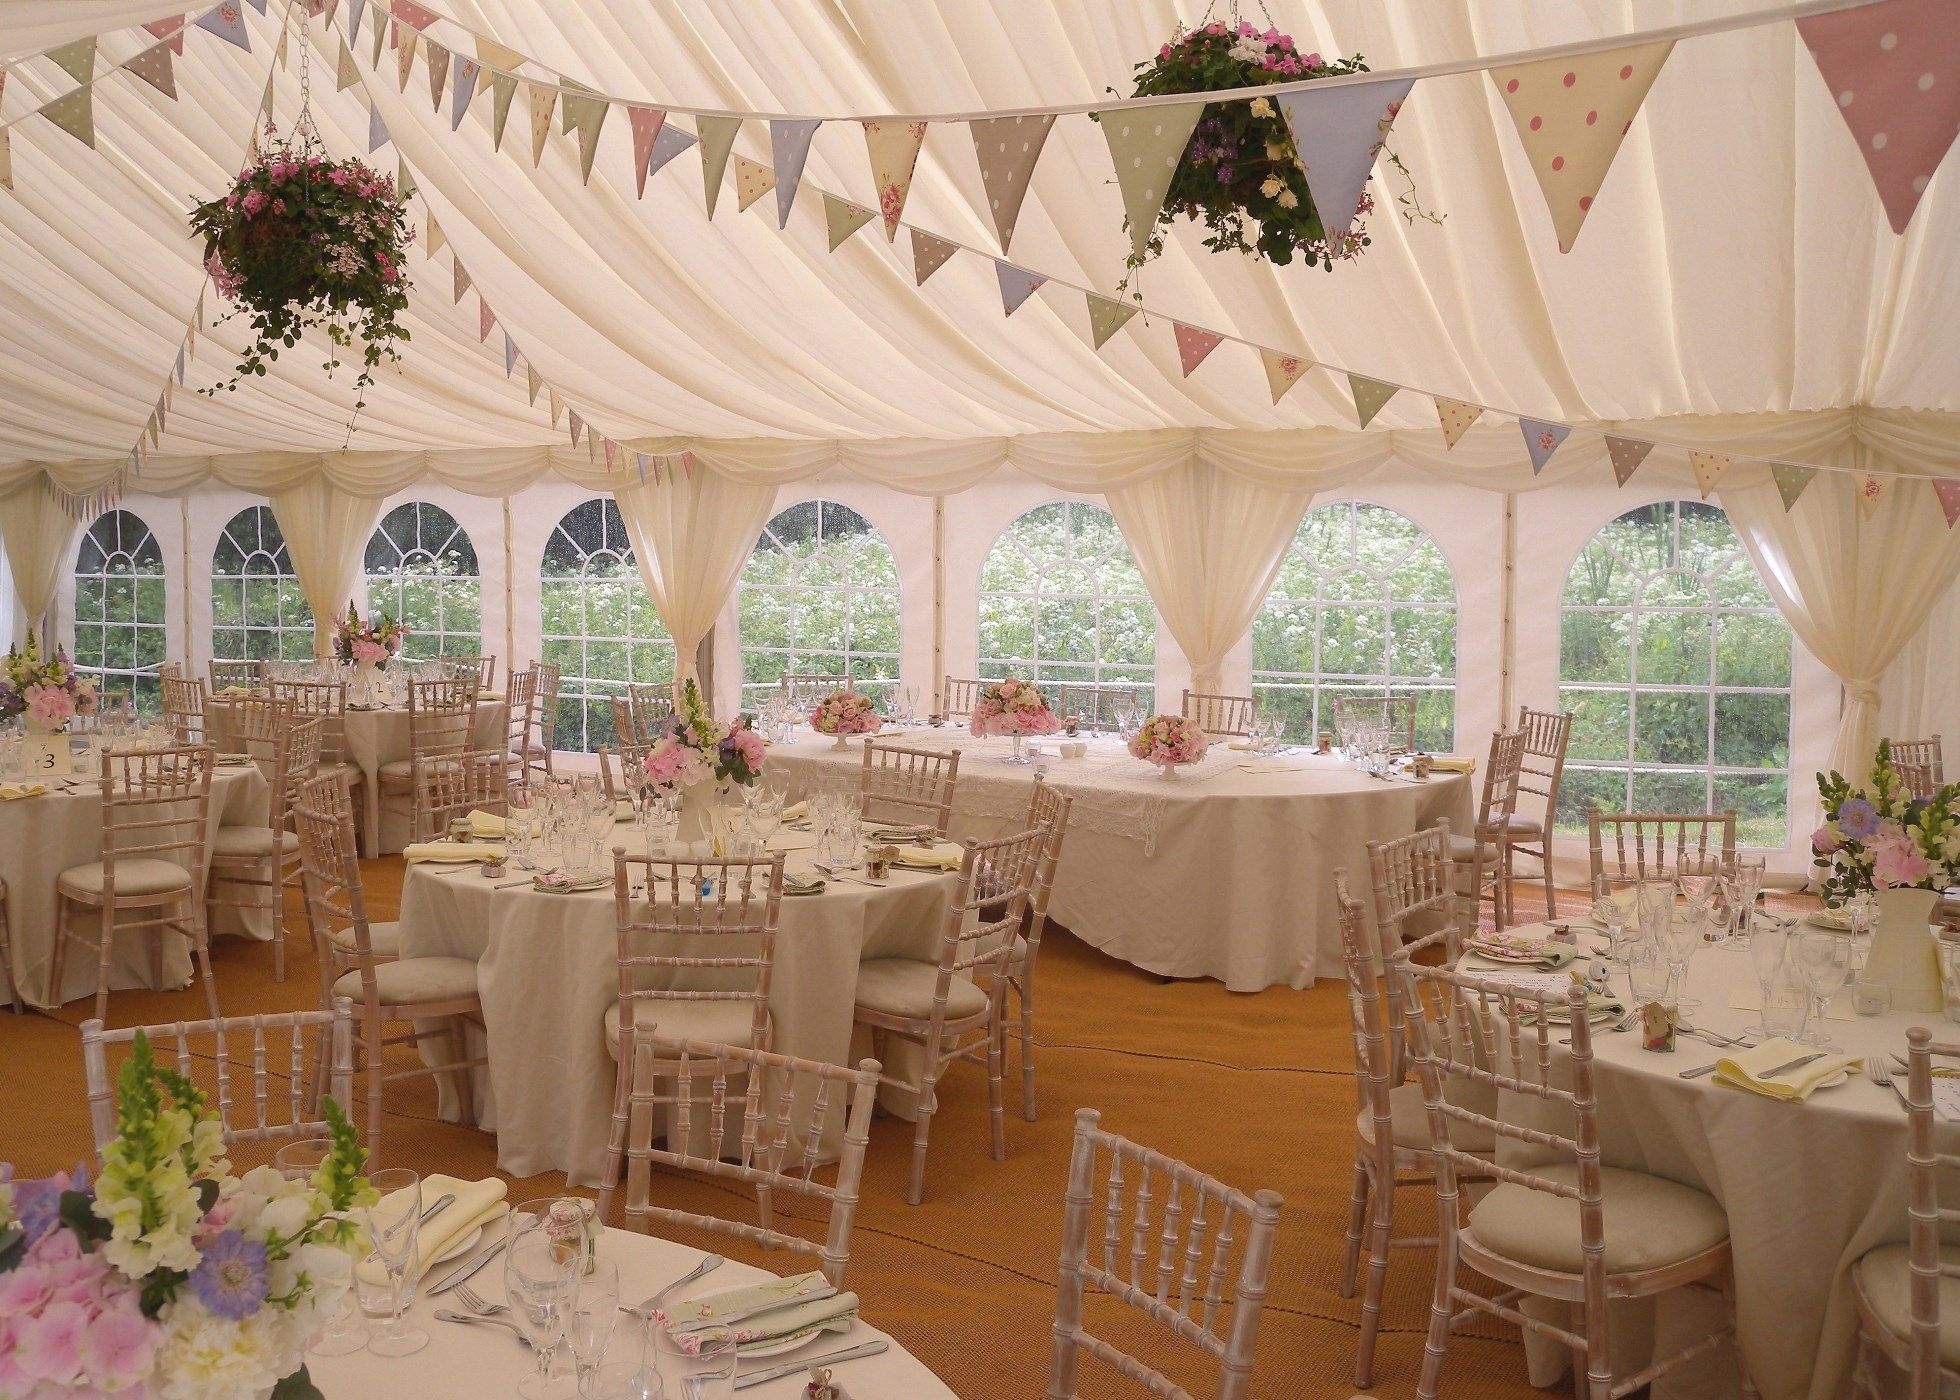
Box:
538, 499, 673, 752
72, 510, 167, 714
210, 506, 312, 662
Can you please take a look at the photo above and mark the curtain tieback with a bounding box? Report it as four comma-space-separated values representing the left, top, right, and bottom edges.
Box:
1843, 681, 1882, 708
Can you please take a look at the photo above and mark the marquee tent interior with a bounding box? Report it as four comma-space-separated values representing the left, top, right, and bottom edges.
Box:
0, 0, 1958, 1396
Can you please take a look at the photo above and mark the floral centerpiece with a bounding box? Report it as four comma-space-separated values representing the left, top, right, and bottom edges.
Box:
0, 1031, 373, 1400
0, 634, 98, 733
641, 679, 767, 792
330, 604, 407, 671
1111, 20, 1434, 278
1127, 713, 1211, 777
189, 133, 413, 410
969, 677, 1063, 766
809, 690, 883, 748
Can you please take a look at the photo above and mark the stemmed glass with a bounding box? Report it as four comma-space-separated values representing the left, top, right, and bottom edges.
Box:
506, 1226, 582, 1399
1729, 853, 1767, 937
565, 1256, 620, 1396
1796, 930, 1853, 1051
1635, 869, 1675, 950
749, 790, 784, 851
1750, 917, 1792, 1036
276, 1140, 367, 1357
1661, 905, 1704, 1015
360, 1167, 428, 1358
1592, 877, 1639, 965
507, 783, 537, 870
1111, 694, 1136, 739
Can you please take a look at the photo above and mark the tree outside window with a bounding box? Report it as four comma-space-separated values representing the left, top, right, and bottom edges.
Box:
738, 500, 901, 709
365, 501, 481, 660
211, 506, 313, 661
73, 509, 168, 713
540, 498, 674, 751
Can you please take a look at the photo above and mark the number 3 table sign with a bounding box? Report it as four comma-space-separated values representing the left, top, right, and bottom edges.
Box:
23, 736, 74, 777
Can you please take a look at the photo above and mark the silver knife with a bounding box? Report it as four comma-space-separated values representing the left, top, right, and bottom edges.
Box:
734, 1339, 889, 1391
1681, 1050, 1824, 1081
425, 1236, 507, 1295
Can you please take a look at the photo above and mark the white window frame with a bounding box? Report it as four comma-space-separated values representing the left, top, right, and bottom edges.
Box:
210, 505, 313, 662
538, 497, 674, 752
72, 508, 169, 712
365, 500, 482, 660
737, 499, 902, 708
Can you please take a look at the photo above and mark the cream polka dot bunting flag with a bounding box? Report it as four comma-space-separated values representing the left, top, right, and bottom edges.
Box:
969, 115, 1055, 254
863, 120, 929, 241
1175, 324, 1224, 378
1086, 294, 1139, 350
911, 230, 958, 285
734, 155, 775, 214
1097, 102, 1205, 262
823, 194, 875, 251
1771, 462, 1817, 512
1604, 435, 1654, 486
1262, 348, 1310, 405
1434, 396, 1482, 448
1347, 375, 1398, 429
527, 82, 556, 167
1688, 449, 1733, 498
1490, 41, 1674, 252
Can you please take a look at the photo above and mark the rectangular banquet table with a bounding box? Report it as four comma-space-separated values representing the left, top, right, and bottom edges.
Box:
1, 763, 272, 1007
767, 727, 1474, 991
398, 826, 957, 1183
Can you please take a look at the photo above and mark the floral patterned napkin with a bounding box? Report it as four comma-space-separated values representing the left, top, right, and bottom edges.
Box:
655, 1270, 859, 1354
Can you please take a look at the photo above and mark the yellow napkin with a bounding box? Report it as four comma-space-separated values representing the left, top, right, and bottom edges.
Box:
781, 800, 809, 822
466, 809, 507, 839
614, 798, 636, 821
214, 685, 258, 698
1711, 1036, 1860, 1102
356, 1174, 508, 1284
1239, 762, 1305, 774
404, 841, 506, 864
890, 841, 964, 871
0, 783, 47, 800
1226, 739, 1259, 751
1427, 755, 1476, 774
478, 691, 505, 702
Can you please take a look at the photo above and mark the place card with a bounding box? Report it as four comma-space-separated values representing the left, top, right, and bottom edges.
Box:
1727, 985, 1855, 1022
1933, 1078, 1960, 1124
21, 736, 73, 777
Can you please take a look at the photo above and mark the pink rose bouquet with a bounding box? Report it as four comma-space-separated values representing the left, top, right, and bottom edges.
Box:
639, 680, 767, 789
0, 635, 96, 733
809, 691, 882, 737
969, 678, 1063, 739
1127, 713, 1210, 769
1813, 741, 1958, 901
331, 603, 407, 671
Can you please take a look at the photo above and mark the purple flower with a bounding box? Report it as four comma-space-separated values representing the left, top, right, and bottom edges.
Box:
12, 1164, 89, 1245
1835, 797, 1882, 841
189, 1231, 269, 1320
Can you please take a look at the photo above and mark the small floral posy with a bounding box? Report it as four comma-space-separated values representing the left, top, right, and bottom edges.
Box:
1127, 713, 1210, 769
1812, 741, 1959, 900
808, 691, 883, 737
0, 633, 98, 733
330, 602, 408, 670
968, 678, 1063, 740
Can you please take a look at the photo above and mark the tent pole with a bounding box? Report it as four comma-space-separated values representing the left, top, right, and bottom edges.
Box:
932, 496, 945, 712
1500, 491, 1517, 724
502, 494, 515, 670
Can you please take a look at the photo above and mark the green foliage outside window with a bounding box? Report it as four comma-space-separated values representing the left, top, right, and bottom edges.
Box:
540, 498, 674, 751
738, 500, 901, 707
211, 505, 314, 662
73, 509, 168, 714
365, 501, 481, 660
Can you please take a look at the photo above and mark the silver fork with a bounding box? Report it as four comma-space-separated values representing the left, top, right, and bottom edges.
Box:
453, 1280, 506, 1316
1866, 1056, 1911, 1108
1677, 1024, 1761, 1049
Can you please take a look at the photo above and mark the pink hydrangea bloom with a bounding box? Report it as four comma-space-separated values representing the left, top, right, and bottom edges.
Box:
15, 1300, 88, 1383
730, 726, 766, 769
1810, 824, 1843, 856
24, 686, 73, 727
1869, 824, 1930, 888
350, 639, 388, 666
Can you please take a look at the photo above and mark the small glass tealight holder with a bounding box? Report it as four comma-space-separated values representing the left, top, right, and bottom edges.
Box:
447, 818, 472, 844
480, 859, 506, 879
1851, 978, 1892, 1018
1315, 732, 1333, 755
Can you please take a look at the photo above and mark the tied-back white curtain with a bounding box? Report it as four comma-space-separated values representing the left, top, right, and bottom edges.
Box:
0, 481, 77, 643
1105, 462, 1314, 696
268, 480, 385, 658
613, 466, 778, 692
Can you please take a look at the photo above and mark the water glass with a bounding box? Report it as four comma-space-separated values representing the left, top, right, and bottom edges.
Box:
1592, 878, 1638, 963
1663, 907, 1704, 1013
360, 1167, 428, 1358
749, 791, 784, 850
1760, 966, 1811, 1040
1731, 854, 1767, 935
651, 1328, 737, 1400
507, 1228, 582, 1399
1628, 952, 1672, 1046
508, 784, 537, 870
1796, 930, 1852, 1051
581, 1360, 665, 1400
1750, 920, 1791, 1035
567, 1257, 621, 1394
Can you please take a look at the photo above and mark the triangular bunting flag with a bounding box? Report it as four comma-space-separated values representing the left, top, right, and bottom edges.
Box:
427, 214, 443, 253
697, 116, 741, 217
1857, 471, 1888, 517
503, 334, 518, 376
451, 55, 480, 130
48, 39, 95, 84
1490, 41, 1673, 252
273, 25, 287, 72
478, 299, 495, 342
1086, 294, 1139, 350
645, 121, 697, 179
397, 160, 415, 198
0, 124, 12, 192
368, 104, 389, 153
1278, 75, 1416, 240
1771, 462, 1818, 512
425, 40, 448, 111
42, 88, 94, 148
395, 27, 418, 91
1435, 396, 1483, 448
1604, 435, 1654, 486
1520, 419, 1571, 474
368, 12, 384, 68
603, 438, 618, 472
769, 118, 820, 228
527, 82, 556, 166
823, 194, 874, 250
245, 0, 266, 14
143, 16, 187, 56
733, 155, 775, 213
335, 37, 360, 91
1174, 324, 1223, 377
526, 364, 543, 406
1687, 449, 1733, 497
862, 119, 928, 240
452, 259, 471, 302
1347, 374, 1399, 428
127, 42, 177, 99
1097, 102, 1204, 262
196, 4, 252, 52
994, 262, 1045, 316
1933, 479, 1960, 529
346, 0, 365, 45
475, 36, 524, 71
628, 107, 667, 197
490, 73, 517, 150
390, 0, 438, 29
1262, 348, 1309, 405
1798, 0, 1960, 233
634, 452, 651, 484
567, 409, 584, 448
969, 114, 1054, 253
911, 230, 958, 285
174, 345, 185, 385
562, 91, 610, 183
546, 389, 562, 427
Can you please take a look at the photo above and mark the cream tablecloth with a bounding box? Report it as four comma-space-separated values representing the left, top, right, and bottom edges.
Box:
398, 826, 956, 1183
767, 727, 1472, 991
310, 1220, 957, 1398
1, 765, 271, 1007
1469, 921, 1950, 1400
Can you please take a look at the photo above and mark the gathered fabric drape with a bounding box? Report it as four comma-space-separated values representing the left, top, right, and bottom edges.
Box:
267, 480, 385, 657
0, 482, 77, 640
613, 466, 779, 690
1105, 462, 1314, 696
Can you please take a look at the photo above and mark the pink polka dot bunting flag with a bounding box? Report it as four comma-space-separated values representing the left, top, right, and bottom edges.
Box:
478, 298, 496, 343
1086, 294, 1139, 350
823, 194, 875, 251
1262, 348, 1310, 405
390, 0, 439, 31
1490, 41, 1673, 252
1519, 418, 1571, 474
1797, 0, 1960, 233
1770, 462, 1817, 512
995, 262, 1046, 317
911, 230, 959, 286
769, 119, 822, 228
1174, 324, 1224, 378
452, 259, 471, 304
1687, 450, 1734, 498
1277, 75, 1417, 242
1347, 374, 1399, 429
628, 107, 668, 198
969, 115, 1056, 255
1097, 103, 1205, 262
1934, 479, 1960, 529
733, 154, 776, 215
144, 16, 188, 56
1434, 396, 1482, 448
1604, 435, 1654, 486
863, 120, 929, 241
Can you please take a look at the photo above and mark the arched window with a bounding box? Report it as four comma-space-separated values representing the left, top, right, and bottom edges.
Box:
738, 500, 901, 707
73, 509, 168, 713
211, 506, 313, 661
539, 498, 674, 752
977, 502, 1155, 706
1251, 502, 1457, 748
1559, 500, 1794, 846
365, 501, 481, 659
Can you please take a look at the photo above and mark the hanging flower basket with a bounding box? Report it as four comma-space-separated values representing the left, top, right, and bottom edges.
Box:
189, 135, 413, 406
1117, 21, 1435, 274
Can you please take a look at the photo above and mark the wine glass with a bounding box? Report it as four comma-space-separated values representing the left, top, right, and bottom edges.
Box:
1661, 905, 1704, 1014
1591, 877, 1639, 964
507, 783, 537, 870
565, 1256, 620, 1395
506, 1227, 582, 1399
1730, 853, 1767, 936
360, 1167, 428, 1358
1795, 930, 1852, 1051
749, 791, 784, 851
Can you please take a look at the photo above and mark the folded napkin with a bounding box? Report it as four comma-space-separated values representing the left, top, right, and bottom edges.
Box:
1239, 762, 1305, 774
1427, 755, 1476, 774
782, 872, 827, 897
890, 842, 964, 871
781, 800, 808, 822
657, 1271, 858, 1356
404, 840, 507, 864
466, 808, 507, 839
1465, 932, 1575, 967
213, 685, 259, 698
615, 799, 636, 821
532, 871, 610, 893
355, 1174, 507, 1285
1711, 1036, 1860, 1102
0, 783, 47, 800
478, 692, 505, 702
863, 821, 931, 838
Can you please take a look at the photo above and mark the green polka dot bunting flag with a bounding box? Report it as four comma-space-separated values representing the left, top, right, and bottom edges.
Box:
425, 39, 449, 110
1086, 293, 1139, 350
1347, 374, 1398, 428
697, 116, 741, 216
42, 88, 94, 149
1096, 102, 1204, 262
490, 73, 518, 150
1770, 461, 1817, 512
47, 38, 96, 84
969, 114, 1055, 254
1604, 435, 1654, 486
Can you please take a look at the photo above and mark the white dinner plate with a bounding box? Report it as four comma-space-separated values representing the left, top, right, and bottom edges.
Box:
430, 1223, 482, 1267
738, 1319, 856, 1360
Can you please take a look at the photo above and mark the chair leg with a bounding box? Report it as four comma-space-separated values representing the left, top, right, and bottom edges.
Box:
986, 1004, 1006, 1164
48, 898, 71, 1010
1340, 1151, 1369, 1299
596, 1048, 632, 1222
365, 1018, 386, 1171
272, 861, 287, 984
191, 906, 219, 1022
908, 1042, 944, 1207
97, 905, 118, 1027
1356, 1168, 1396, 1390
1415, 1179, 1458, 1400
1540, 844, 1558, 920
1725, 1265, 1759, 1399
1018, 979, 1037, 1123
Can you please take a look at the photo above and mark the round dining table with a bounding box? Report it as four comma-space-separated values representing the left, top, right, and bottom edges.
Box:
309, 1220, 957, 1398
398, 824, 959, 1184
765, 726, 1474, 992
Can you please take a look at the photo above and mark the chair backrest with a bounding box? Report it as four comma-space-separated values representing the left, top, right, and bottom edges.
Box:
414, 750, 509, 840
1333, 695, 1418, 752
627, 681, 675, 742
1051, 683, 1145, 734
160, 673, 208, 744
1024, 776, 1074, 964
279, 716, 324, 823
860, 740, 961, 835
609, 695, 640, 751
1182, 689, 1258, 738
618, 1038, 881, 1289
95, 744, 216, 891
1890, 735, 1946, 799
81, 1002, 356, 1155
209, 658, 267, 691
503, 664, 538, 764
598, 743, 655, 802
221, 696, 297, 788
1362, 824, 1461, 1078
454, 655, 497, 690
269, 678, 349, 765
407, 675, 479, 762
610, 849, 785, 1056
1513, 706, 1573, 829
292, 772, 385, 975
1586, 809, 1737, 889
1901, 1026, 1960, 1395
941, 676, 985, 720
1335, 874, 1400, 1140
529, 661, 561, 777
922, 826, 1050, 1022
1047, 1108, 1284, 1400
1474, 729, 1528, 831
780, 673, 848, 709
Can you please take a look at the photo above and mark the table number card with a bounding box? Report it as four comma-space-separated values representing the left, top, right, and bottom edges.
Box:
22, 736, 73, 777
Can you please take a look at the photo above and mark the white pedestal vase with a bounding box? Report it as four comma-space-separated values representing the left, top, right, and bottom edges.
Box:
1864, 887, 1943, 1013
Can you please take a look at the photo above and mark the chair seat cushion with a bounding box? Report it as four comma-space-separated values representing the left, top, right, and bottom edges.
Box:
1467, 1164, 1729, 1276
57, 857, 193, 898
333, 955, 478, 1007
602, 999, 761, 1060
853, 958, 989, 1021
1496, 815, 1544, 837
1357, 1079, 1498, 1155
1448, 834, 1501, 863
1855, 1242, 1960, 1370
377, 759, 412, 787
211, 826, 301, 858
328, 920, 403, 958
